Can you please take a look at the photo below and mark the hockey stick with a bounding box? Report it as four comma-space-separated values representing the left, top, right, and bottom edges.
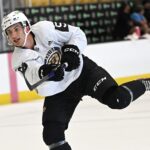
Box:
24, 63, 68, 91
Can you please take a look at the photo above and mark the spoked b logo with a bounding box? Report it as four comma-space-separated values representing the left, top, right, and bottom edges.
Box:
45, 47, 62, 65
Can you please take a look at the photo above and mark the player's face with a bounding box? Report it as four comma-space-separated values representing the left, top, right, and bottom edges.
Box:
6, 23, 26, 47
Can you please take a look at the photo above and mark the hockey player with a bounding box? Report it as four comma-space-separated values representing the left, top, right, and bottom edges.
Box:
1, 11, 150, 150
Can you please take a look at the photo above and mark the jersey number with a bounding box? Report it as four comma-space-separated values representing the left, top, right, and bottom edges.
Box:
53, 22, 69, 32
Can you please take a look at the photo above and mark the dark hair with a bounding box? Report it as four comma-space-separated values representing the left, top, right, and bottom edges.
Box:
142, 0, 150, 5
118, 1, 133, 13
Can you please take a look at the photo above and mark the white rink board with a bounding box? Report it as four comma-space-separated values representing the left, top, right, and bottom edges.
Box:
84, 39, 150, 78
0, 93, 150, 150
0, 54, 10, 94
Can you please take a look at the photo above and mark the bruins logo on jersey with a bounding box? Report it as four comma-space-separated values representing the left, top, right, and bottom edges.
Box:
45, 47, 62, 65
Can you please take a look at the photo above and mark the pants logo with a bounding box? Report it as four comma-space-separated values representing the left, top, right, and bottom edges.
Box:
93, 77, 107, 92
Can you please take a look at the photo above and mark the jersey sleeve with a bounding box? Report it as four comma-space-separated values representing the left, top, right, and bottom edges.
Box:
54, 22, 87, 53
12, 48, 43, 85
32, 21, 87, 53
50, 21, 87, 54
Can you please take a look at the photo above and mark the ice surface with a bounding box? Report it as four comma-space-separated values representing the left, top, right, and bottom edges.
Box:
0, 93, 150, 150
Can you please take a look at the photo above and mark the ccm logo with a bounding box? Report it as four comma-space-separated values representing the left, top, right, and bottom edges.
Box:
64, 48, 79, 55
93, 77, 107, 92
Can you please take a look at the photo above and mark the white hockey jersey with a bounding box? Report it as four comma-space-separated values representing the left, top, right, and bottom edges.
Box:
12, 21, 87, 96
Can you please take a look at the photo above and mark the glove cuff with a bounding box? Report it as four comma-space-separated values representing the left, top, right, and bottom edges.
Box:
62, 45, 80, 55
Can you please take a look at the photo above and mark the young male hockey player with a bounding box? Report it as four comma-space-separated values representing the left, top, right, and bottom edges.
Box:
1, 11, 150, 150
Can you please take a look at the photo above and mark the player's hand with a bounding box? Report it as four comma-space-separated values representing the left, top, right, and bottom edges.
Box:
61, 45, 80, 71
39, 64, 64, 81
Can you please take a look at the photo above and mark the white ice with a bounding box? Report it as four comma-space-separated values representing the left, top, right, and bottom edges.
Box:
0, 93, 150, 150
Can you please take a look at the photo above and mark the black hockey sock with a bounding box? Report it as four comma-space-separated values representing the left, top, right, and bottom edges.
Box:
121, 80, 146, 101
51, 142, 71, 150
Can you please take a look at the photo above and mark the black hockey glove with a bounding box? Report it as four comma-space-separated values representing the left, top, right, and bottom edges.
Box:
61, 45, 80, 71
39, 64, 64, 81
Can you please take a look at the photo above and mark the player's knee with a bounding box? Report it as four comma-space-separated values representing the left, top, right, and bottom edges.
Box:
43, 123, 65, 146
102, 86, 132, 109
